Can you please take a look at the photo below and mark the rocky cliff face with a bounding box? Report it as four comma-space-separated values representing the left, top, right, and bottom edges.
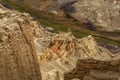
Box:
36, 29, 120, 80
1, 1, 120, 80
65, 59, 120, 80
68, 0, 120, 31
0, 4, 42, 80
36, 30, 113, 63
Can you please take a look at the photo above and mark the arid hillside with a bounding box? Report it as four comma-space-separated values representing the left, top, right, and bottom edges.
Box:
0, 4, 42, 80
0, 1, 120, 80
68, 0, 120, 31
7, 0, 120, 32
2, 0, 120, 47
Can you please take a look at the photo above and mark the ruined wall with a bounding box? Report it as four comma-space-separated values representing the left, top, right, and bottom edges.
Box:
0, 4, 42, 80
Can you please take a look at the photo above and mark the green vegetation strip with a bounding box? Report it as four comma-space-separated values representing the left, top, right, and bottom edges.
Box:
2, 0, 120, 47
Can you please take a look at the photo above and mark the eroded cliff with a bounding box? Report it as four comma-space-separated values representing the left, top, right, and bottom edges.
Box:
0, 4, 42, 80
0, 2, 120, 80
65, 59, 120, 80
35, 29, 120, 80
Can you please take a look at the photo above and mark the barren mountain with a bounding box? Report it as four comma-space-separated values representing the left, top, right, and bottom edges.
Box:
67, 0, 120, 31
0, 1, 120, 80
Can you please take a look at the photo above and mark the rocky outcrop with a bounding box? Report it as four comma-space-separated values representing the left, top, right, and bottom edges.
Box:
0, 4, 42, 80
37, 30, 77, 63
64, 59, 120, 80
36, 29, 119, 80
1, 1, 120, 80
37, 30, 112, 64
68, 0, 120, 31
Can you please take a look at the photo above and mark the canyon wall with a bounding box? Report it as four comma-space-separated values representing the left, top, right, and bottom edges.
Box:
0, 4, 42, 80
64, 59, 120, 80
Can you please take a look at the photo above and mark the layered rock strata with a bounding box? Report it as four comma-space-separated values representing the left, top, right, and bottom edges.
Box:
64, 59, 120, 80
0, 4, 42, 80
1, 1, 120, 80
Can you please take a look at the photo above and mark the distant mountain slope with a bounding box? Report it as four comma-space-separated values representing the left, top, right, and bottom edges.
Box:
67, 0, 120, 31
6, 0, 120, 32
